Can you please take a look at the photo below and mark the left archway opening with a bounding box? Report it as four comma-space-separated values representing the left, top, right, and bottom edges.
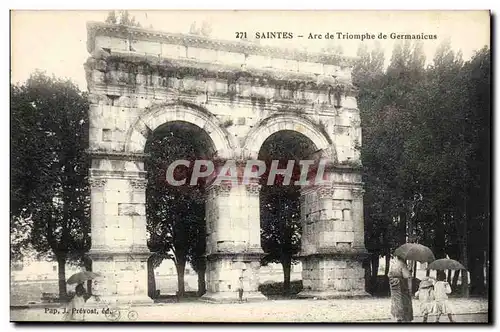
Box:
144, 121, 215, 301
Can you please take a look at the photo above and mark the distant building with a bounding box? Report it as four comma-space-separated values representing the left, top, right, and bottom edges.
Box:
11, 258, 82, 282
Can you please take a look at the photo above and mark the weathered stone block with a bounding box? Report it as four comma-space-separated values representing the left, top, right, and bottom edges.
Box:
95, 35, 128, 51
161, 43, 184, 58
333, 231, 354, 244
246, 54, 271, 68
132, 39, 162, 54
118, 203, 145, 216
298, 61, 323, 74
103, 202, 118, 216
91, 226, 106, 246
198, 48, 218, 63
332, 209, 343, 220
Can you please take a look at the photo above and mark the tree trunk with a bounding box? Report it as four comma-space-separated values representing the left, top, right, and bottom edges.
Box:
56, 254, 68, 302
147, 256, 157, 299
197, 265, 206, 297
461, 227, 469, 297
469, 250, 485, 295
408, 260, 414, 294
84, 256, 92, 296
426, 268, 430, 277
452, 270, 460, 290
175, 259, 186, 298
447, 269, 452, 283
408, 209, 416, 244
384, 253, 390, 276
399, 213, 407, 245
434, 215, 447, 282
461, 268, 469, 297
363, 257, 371, 293
434, 216, 447, 260
282, 257, 292, 295
370, 253, 379, 292
485, 250, 489, 293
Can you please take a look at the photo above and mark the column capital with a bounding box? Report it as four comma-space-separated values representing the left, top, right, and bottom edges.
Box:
130, 178, 148, 190
207, 182, 232, 197
317, 186, 335, 199
351, 188, 365, 199
89, 177, 107, 189
245, 183, 262, 196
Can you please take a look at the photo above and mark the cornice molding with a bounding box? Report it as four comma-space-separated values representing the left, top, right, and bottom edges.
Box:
87, 21, 357, 67
299, 247, 369, 261
87, 150, 149, 161
86, 50, 357, 93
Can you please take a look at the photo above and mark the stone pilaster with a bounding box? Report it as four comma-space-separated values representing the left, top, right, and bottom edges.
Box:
351, 187, 365, 249
202, 171, 266, 302
297, 166, 369, 299
87, 155, 153, 306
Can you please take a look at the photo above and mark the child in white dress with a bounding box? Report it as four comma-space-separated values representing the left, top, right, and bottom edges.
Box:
63, 283, 86, 321
433, 274, 454, 322
414, 277, 436, 322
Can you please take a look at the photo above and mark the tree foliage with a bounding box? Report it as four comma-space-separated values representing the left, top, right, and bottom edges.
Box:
105, 10, 142, 27
354, 40, 490, 295
10, 71, 90, 299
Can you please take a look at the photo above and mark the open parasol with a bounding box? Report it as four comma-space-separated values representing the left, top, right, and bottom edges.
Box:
394, 243, 436, 263
67, 271, 101, 285
428, 258, 466, 271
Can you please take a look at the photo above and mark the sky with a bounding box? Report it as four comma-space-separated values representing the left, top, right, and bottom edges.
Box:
11, 10, 490, 90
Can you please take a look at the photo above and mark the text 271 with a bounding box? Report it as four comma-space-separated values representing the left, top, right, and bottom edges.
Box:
235, 32, 248, 39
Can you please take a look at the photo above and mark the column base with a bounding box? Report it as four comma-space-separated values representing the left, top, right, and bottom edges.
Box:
200, 291, 267, 303
297, 289, 371, 299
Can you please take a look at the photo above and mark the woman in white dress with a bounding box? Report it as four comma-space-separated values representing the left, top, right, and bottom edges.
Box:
388, 255, 413, 322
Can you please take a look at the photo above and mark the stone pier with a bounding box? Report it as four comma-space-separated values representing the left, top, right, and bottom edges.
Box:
202, 180, 266, 302
297, 166, 369, 299
88, 154, 153, 305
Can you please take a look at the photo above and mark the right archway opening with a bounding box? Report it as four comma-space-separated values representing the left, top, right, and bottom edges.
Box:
257, 130, 319, 297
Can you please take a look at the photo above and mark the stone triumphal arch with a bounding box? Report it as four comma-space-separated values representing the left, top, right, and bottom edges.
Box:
85, 22, 368, 304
